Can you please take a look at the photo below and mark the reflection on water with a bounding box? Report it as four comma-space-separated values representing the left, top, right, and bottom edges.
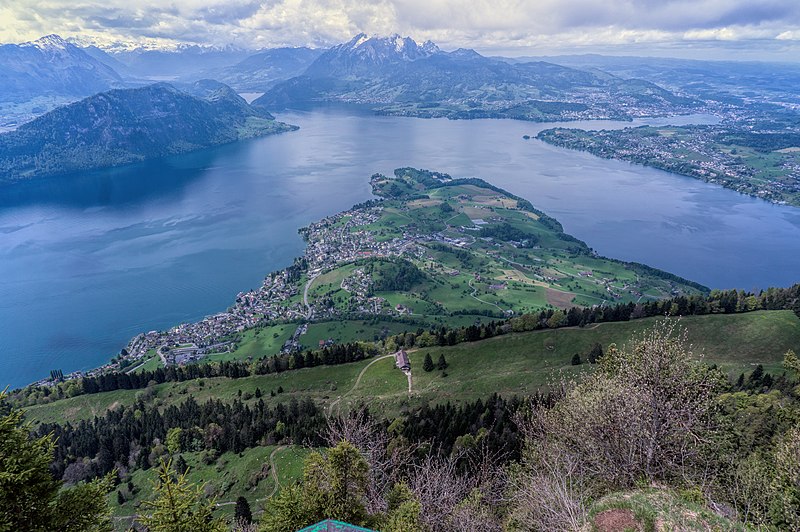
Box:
0, 108, 796, 387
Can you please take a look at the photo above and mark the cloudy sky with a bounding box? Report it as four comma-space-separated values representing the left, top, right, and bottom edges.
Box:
2, 0, 799, 60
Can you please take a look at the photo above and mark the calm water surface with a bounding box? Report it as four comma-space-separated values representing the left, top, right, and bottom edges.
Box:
1, 109, 798, 387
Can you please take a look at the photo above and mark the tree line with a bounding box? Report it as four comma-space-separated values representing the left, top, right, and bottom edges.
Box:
37, 394, 325, 485
11, 283, 800, 409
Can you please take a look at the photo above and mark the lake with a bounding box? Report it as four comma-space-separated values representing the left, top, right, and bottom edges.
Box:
1, 108, 799, 388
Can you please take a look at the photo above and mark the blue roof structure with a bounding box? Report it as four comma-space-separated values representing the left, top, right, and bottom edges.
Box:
297, 520, 376, 532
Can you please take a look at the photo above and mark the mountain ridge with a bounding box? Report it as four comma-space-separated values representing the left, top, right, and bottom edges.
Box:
0, 34, 124, 102
0, 82, 296, 182
254, 33, 699, 121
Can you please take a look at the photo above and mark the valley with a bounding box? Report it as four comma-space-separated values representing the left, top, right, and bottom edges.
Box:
3, 110, 800, 389
1, 19, 799, 531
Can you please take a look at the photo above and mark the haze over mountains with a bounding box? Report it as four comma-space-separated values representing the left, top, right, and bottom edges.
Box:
2, 31, 794, 183
1, 32, 701, 126
0, 35, 123, 102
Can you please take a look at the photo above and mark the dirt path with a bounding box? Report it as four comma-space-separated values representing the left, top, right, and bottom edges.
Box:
266, 445, 287, 499
327, 353, 395, 416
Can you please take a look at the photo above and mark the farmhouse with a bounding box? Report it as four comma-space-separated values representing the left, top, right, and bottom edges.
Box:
394, 350, 411, 371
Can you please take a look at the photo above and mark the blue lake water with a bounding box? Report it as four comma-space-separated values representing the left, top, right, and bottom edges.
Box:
1, 108, 799, 388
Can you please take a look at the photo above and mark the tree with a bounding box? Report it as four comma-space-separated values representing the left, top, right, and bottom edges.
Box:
260, 441, 370, 532
748, 364, 765, 389
423, 354, 434, 372
117, 490, 125, 505
382, 483, 423, 532
235, 496, 253, 525
547, 310, 566, 329
138, 459, 226, 532
255, 387, 262, 398
437, 354, 448, 371
0, 396, 60, 531
0, 391, 114, 532
769, 427, 800, 529
587, 343, 603, 364
175, 454, 189, 475
166, 427, 183, 454
571, 353, 582, 365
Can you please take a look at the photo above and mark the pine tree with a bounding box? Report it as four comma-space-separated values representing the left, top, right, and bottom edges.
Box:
255, 387, 262, 398
138, 459, 226, 532
0, 390, 114, 532
571, 353, 582, 365
261, 441, 369, 531
117, 490, 125, 505
748, 364, 765, 389
235, 496, 253, 524
423, 353, 434, 372
437, 353, 449, 371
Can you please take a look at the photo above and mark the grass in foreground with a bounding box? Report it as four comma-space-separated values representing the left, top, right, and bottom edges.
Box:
24, 311, 800, 425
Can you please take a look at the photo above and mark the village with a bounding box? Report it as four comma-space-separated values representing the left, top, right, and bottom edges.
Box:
539, 123, 800, 206
111, 203, 431, 369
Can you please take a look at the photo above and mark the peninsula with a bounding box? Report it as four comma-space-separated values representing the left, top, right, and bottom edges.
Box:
59, 167, 706, 382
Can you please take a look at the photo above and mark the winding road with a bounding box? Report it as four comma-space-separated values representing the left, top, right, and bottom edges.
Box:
468, 278, 509, 314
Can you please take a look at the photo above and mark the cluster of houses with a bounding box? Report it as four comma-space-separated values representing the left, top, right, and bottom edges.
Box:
114, 205, 433, 368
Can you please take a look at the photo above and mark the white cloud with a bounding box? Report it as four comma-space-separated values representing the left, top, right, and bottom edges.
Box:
0, 0, 798, 59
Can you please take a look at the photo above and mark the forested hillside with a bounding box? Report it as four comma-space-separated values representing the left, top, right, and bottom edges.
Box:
0, 83, 296, 182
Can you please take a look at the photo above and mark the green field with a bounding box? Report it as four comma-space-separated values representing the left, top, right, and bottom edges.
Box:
25, 310, 800, 425
218, 324, 295, 362
110, 445, 313, 530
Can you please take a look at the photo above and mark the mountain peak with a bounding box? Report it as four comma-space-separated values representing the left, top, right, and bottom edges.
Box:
304, 33, 442, 78
27, 34, 71, 51
343, 33, 440, 57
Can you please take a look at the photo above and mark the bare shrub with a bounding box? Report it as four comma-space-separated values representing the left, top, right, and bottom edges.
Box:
323, 407, 415, 514
508, 319, 724, 530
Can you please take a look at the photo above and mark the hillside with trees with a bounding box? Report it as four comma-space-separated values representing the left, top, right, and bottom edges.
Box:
3, 319, 800, 530
0, 82, 296, 183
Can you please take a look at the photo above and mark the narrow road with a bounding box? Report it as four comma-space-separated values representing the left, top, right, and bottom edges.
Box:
468, 278, 508, 314
303, 274, 318, 318
328, 353, 395, 416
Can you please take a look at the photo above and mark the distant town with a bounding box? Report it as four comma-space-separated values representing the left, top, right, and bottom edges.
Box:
538, 121, 800, 207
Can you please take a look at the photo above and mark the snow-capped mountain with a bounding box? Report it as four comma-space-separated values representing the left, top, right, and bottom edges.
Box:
0, 34, 124, 102
108, 45, 251, 79
304, 33, 441, 77
255, 33, 695, 122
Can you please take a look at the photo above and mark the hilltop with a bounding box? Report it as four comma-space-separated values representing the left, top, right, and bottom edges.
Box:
0, 82, 296, 182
